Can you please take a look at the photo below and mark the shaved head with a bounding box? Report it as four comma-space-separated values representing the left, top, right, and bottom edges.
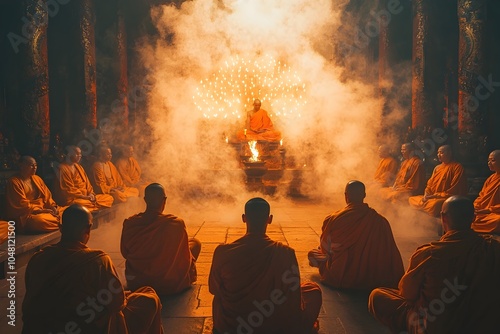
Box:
345, 180, 366, 204
441, 196, 474, 231
244, 197, 270, 226
61, 204, 92, 242
144, 183, 166, 211
489, 150, 500, 173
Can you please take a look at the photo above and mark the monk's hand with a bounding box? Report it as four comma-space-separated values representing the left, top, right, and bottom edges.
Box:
49, 206, 59, 216
89, 193, 96, 203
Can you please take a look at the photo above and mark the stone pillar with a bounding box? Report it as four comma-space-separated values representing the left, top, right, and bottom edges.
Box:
19, 0, 50, 157
457, 0, 489, 161
115, 9, 129, 130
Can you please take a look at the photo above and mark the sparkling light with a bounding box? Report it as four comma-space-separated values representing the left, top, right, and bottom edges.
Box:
248, 140, 259, 162
194, 55, 306, 120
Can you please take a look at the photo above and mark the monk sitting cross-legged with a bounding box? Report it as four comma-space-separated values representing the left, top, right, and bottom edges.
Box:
309, 180, 404, 290
121, 183, 201, 295
116, 144, 148, 194
472, 149, 500, 234
210, 197, 322, 334
55, 145, 114, 210
369, 196, 500, 333
374, 145, 398, 187
6, 156, 62, 233
22, 204, 164, 334
409, 145, 467, 217
236, 99, 281, 141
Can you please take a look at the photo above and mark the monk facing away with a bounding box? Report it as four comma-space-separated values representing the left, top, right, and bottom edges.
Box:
90, 146, 139, 203
369, 196, 500, 333
6, 156, 61, 233
472, 149, 500, 234
55, 145, 114, 210
308, 181, 404, 290
22, 204, 164, 334
116, 145, 148, 191
209, 197, 322, 334
237, 99, 281, 141
374, 145, 398, 187
409, 145, 467, 217
121, 183, 201, 295
380, 143, 425, 202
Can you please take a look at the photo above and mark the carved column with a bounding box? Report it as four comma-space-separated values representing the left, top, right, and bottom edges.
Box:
457, 0, 488, 161
116, 9, 129, 129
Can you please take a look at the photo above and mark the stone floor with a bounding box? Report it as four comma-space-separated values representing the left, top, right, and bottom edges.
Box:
0, 195, 440, 334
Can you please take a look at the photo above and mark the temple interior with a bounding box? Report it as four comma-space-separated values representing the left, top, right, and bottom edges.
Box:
1, 0, 500, 333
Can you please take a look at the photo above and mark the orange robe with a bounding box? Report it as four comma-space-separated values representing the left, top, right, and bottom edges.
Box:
90, 161, 139, 203
22, 240, 163, 334
5, 174, 61, 233
308, 203, 404, 289
116, 157, 143, 187
209, 233, 322, 334
0, 220, 9, 244
237, 109, 281, 141
55, 162, 113, 209
472, 173, 500, 233
121, 212, 197, 295
374, 156, 398, 187
380, 156, 425, 202
409, 161, 467, 217
368, 230, 500, 334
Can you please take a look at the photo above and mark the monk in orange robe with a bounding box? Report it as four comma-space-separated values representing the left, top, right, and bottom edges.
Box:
369, 196, 500, 333
472, 150, 500, 234
90, 146, 139, 203
380, 143, 425, 202
116, 145, 148, 193
409, 145, 467, 217
55, 145, 113, 210
6, 156, 61, 233
121, 183, 201, 295
309, 181, 404, 290
0, 221, 9, 244
374, 145, 398, 187
210, 197, 322, 334
236, 99, 281, 141
22, 204, 164, 333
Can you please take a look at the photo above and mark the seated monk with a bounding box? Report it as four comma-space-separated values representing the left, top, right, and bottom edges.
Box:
22, 204, 164, 333
374, 144, 398, 187
55, 145, 113, 210
308, 181, 404, 290
236, 99, 281, 141
472, 149, 500, 234
5, 156, 62, 233
380, 143, 425, 202
0, 221, 9, 244
409, 145, 467, 217
116, 145, 148, 193
369, 196, 500, 333
90, 146, 139, 203
209, 197, 322, 334
121, 183, 201, 295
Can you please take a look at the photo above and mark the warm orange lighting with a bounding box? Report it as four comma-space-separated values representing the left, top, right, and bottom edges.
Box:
248, 140, 259, 162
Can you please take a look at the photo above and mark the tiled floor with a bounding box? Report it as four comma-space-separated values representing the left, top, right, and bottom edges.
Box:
0, 196, 440, 333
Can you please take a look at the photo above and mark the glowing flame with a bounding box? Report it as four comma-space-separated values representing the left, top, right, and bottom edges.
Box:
248, 140, 259, 162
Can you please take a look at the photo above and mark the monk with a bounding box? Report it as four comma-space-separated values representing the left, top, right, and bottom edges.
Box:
369, 196, 500, 333
380, 143, 425, 202
209, 197, 322, 334
237, 99, 281, 141
471, 149, 500, 234
308, 181, 404, 290
116, 145, 148, 193
5, 156, 61, 233
374, 145, 398, 187
121, 183, 201, 295
409, 145, 467, 217
90, 146, 139, 203
55, 145, 113, 210
22, 204, 164, 333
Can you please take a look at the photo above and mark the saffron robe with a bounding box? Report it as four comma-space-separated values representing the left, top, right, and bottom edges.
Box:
209, 233, 322, 334
121, 213, 197, 295
368, 230, 500, 334
0, 220, 8, 244
374, 156, 398, 187
56, 162, 113, 209
237, 109, 281, 141
22, 241, 163, 334
381, 156, 425, 202
409, 161, 467, 217
116, 157, 143, 187
471, 173, 500, 233
5, 174, 61, 233
90, 161, 139, 203
308, 203, 404, 289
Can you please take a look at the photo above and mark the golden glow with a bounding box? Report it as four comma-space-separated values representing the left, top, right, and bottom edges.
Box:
194, 55, 306, 120
248, 140, 259, 162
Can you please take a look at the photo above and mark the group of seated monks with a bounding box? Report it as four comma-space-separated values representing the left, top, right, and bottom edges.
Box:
2, 144, 147, 235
